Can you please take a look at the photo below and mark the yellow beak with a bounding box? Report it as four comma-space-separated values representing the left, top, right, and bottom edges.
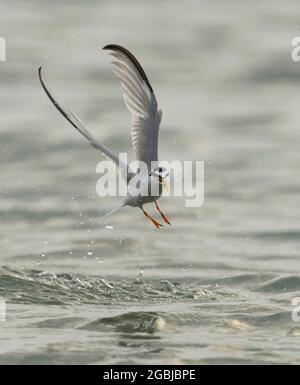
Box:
162, 177, 169, 192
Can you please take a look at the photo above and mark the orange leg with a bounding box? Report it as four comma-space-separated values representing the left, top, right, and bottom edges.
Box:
142, 208, 163, 229
155, 201, 171, 225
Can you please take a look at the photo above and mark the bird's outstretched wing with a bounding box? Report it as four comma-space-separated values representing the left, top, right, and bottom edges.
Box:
103, 44, 162, 172
38, 67, 134, 181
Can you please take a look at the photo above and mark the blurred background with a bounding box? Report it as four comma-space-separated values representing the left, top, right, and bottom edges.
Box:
0, 0, 300, 364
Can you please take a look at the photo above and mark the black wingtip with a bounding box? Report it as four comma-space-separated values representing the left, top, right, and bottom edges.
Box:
102, 44, 153, 93
38, 66, 44, 80
102, 44, 123, 51
102, 44, 114, 50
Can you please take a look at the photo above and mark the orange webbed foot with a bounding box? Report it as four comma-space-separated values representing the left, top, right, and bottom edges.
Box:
155, 201, 171, 225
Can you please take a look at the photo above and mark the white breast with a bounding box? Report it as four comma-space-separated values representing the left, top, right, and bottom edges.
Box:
125, 175, 161, 207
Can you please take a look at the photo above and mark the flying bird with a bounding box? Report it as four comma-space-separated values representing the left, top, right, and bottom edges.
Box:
38, 44, 171, 229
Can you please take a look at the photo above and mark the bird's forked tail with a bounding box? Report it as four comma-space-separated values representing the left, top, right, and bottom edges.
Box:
99, 201, 125, 221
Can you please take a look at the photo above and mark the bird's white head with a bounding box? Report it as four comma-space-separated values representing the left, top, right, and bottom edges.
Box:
150, 167, 169, 192
150, 167, 169, 179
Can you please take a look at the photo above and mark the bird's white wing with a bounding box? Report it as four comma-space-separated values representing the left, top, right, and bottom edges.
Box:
103, 44, 162, 172
38, 67, 134, 181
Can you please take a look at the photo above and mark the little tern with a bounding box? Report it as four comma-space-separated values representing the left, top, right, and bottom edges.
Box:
38, 44, 171, 229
